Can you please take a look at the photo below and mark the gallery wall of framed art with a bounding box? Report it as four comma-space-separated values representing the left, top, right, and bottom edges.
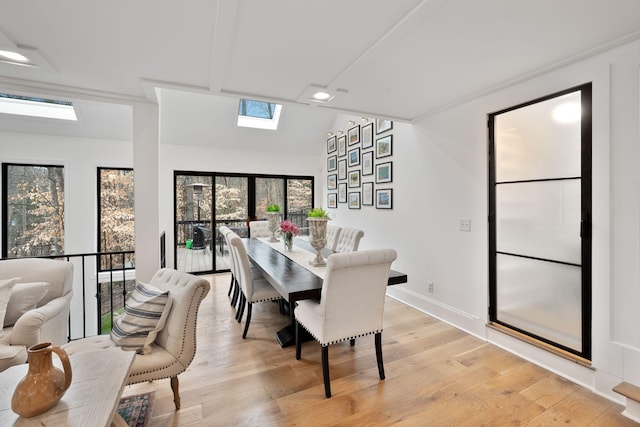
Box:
325, 117, 394, 210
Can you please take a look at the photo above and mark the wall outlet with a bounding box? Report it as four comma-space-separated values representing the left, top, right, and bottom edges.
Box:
459, 218, 471, 232
427, 281, 434, 293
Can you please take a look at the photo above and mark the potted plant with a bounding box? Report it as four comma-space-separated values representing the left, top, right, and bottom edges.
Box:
307, 207, 330, 266
266, 204, 281, 242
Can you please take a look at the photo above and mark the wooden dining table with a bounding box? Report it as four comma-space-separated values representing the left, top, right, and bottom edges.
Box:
242, 237, 408, 347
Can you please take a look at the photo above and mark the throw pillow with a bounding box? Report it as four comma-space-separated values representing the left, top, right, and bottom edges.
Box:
110, 281, 172, 354
0, 278, 19, 338
3, 282, 50, 327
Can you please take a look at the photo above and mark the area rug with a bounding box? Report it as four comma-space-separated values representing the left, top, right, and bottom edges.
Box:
117, 391, 155, 427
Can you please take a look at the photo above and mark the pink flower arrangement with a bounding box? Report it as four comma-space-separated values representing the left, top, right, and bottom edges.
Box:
278, 220, 300, 237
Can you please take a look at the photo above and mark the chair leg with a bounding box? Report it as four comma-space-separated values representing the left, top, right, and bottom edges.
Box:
170, 376, 180, 409
375, 332, 385, 380
350, 338, 356, 346
231, 279, 239, 306
322, 345, 331, 398
295, 320, 302, 360
227, 274, 234, 297
237, 294, 246, 322
242, 303, 253, 339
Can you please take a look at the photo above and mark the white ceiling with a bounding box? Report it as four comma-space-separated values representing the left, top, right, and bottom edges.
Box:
1, 0, 640, 144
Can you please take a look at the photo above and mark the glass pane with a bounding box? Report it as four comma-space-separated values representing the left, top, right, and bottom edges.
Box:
255, 177, 284, 219
496, 179, 581, 265
495, 91, 581, 182
99, 168, 135, 270
176, 175, 213, 273
214, 176, 249, 271
238, 99, 275, 119
287, 178, 313, 235
6, 164, 64, 257
497, 254, 582, 352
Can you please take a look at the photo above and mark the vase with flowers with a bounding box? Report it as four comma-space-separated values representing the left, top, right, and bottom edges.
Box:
278, 220, 299, 252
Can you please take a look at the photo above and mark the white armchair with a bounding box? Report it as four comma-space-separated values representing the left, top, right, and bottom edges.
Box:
63, 268, 210, 409
249, 220, 271, 238
325, 224, 342, 251
295, 249, 397, 397
0, 258, 73, 372
334, 227, 364, 252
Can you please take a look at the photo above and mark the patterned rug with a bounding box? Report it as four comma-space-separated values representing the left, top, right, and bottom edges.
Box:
117, 391, 155, 427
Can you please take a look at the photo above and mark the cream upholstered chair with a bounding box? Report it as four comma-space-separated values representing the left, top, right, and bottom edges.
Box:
228, 234, 281, 338
0, 258, 73, 372
325, 224, 342, 251
295, 249, 397, 398
63, 268, 210, 410
249, 220, 271, 238
334, 227, 364, 252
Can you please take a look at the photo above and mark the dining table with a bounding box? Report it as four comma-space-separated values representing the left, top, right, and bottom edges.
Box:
242, 237, 408, 347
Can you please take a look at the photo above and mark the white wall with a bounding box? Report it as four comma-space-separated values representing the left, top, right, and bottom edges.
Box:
323, 41, 640, 402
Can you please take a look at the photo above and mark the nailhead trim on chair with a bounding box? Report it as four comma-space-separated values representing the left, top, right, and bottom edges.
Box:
298, 322, 383, 346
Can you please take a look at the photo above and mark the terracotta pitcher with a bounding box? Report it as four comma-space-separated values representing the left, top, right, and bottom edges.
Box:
11, 342, 72, 418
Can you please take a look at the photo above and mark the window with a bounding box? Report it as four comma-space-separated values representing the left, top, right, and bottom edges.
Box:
98, 168, 135, 270
0, 93, 77, 121
237, 99, 282, 130
2, 163, 65, 257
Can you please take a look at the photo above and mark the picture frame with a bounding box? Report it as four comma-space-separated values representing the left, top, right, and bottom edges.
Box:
338, 183, 347, 203
348, 147, 360, 167
327, 136, 337, 154
362, 182, 374, 206
361, 122, 374, 149
327, 193, 337, 208
338, 135, 347, 157
362, 151, 373, 176
348, 125, 360, 146
376, 188, 393, 209
327, 155, 337, 172
376, 135, 392, 159
348, 192, 361, 209
376, 119, 393, 134
338, 159, 347, 180
327, 174, 337, 190
348, 169, 361, 188
375, 161, 392, 183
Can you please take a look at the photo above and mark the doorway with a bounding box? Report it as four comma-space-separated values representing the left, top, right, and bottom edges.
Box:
488, 83, 592, 360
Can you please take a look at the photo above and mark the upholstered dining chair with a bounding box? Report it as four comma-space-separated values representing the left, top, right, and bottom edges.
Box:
228, 234, 282, 338
295, 248, 397, 398
220, 226, 241, 306
334, 227, 364, 252
325, 224, 342, 251
249, 220, 271, 238
63, 268, 210, 410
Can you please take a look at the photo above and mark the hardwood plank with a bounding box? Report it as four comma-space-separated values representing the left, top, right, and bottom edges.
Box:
117, 272, 636, 426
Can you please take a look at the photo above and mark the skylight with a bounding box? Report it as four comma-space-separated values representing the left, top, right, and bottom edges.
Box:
237, 99, 282, 130
0, 93, 77, 121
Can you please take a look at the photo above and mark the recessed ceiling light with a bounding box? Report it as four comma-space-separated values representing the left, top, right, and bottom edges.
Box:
312, 91, 332, 102
0, 49, 28, 63
298, 85, 347, 104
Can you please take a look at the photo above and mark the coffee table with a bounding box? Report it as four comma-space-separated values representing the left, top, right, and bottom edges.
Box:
0, 346, 135, 426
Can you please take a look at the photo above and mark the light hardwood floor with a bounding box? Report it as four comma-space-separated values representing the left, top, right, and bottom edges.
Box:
122, 273, 638, 426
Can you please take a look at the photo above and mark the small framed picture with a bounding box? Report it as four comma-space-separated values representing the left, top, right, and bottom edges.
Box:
338, 135, 347, 157
348, 192, 361, 209
362, 151, 373, 176
338, 183, 347, 203
361, 122, 374, 149
338, 159, 347, 180
327, 174, 337, 190
376, 119, 393, 134
327, 155, 337, 172
376, 188, 393, 209
348, 125, 360, 146
375, 161, 392, 184
348, 169, 361, 188
376, 135, 392, 159
327, 136, 337, 154
328, 193, 337, 208
348, 147, 360, 167
362, 182, 374, 206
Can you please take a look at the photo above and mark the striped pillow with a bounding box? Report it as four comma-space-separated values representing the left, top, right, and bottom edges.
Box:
111, 281, 172, 354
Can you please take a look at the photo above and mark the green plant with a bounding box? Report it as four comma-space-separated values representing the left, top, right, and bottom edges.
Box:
308, 207, 329, 218
266, 204, 280, 212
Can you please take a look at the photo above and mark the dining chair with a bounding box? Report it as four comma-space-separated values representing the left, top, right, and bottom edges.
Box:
249, 220, 271, 238
218, 226, 236, 300
294, 248, 397, 398
334, 227, 364, 252
228, 234, 283, 338
325, 224, 342, 251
